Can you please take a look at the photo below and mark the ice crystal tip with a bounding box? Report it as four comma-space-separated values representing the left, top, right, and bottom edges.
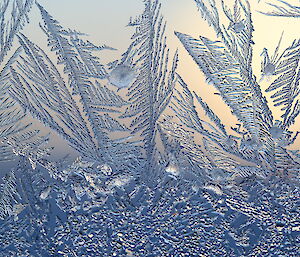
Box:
40, 186, 52, 200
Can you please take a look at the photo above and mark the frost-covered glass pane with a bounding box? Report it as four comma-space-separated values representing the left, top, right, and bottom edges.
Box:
0, 0, 299, 256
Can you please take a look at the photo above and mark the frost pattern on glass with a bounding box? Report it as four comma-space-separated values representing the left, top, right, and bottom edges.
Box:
0, 0, 299, 256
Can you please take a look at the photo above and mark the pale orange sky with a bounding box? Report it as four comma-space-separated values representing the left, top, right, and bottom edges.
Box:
19, 0, 300, 151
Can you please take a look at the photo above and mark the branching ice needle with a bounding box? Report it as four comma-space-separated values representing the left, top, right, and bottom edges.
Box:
260, 31, 284, 82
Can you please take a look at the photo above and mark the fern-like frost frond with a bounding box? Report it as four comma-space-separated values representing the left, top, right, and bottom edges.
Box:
118, 0, 178, 173
259, 0, 300, 17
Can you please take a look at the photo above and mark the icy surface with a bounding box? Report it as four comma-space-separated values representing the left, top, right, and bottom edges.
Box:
0, 0, 299, 256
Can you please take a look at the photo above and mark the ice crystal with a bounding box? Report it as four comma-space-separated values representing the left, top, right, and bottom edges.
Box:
0, 0, 299, 256
109, 64, 135, 90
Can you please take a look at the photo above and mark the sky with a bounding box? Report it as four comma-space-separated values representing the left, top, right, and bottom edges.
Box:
24, 0, 300, 121
2, 0, 300, 173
